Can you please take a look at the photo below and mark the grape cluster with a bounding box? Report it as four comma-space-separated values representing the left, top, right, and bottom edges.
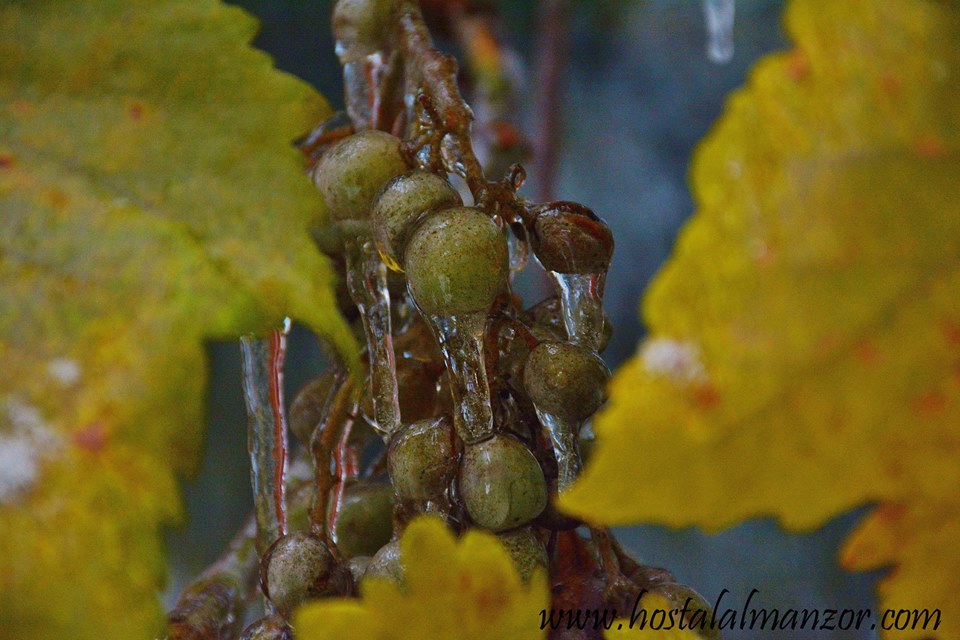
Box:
167, 2, 718, 638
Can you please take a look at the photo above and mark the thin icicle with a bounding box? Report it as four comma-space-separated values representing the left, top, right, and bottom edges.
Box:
429, 311, 495, 445
550, 271, 606, 352
704, 0, 735, 63
240, 321, 291, 560
534, 408, 581, 492
344, 239, 401, 437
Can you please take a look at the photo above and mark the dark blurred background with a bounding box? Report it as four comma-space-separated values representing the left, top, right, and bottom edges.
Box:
164, 2, 882, 637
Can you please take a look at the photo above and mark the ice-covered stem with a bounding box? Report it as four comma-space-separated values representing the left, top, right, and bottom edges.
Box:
436, 0, 531, 179
165, 516, 257, 640
308, 373, 357, 543
166, 463, 319, 639
239, 323, 291, 559
344, 238, 401, 437
395, 2, 531, 227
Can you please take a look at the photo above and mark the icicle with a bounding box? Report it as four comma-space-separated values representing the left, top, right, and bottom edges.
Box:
341, 52, 389, 129
535, 408, 581, 492
344, 239, 401, 438
428, 311, 495, 444
508, 223, 530, 276
550, 271, 605, 352
704, 0, 735, 64
239, 320, 291, 560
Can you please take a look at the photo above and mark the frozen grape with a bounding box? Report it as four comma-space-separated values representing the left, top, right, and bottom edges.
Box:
388, 416, 457, 502
311, 130, 408, 222
372, 170, 462, 269
523, 341, 609, 422
327, 481, 395, 558
262, 532, 350, 615
459, 435, 547, 532
404, 206, 509, 316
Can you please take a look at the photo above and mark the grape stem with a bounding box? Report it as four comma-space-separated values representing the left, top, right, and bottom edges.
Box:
395, 2, 533, 227
308, 372, 357, 545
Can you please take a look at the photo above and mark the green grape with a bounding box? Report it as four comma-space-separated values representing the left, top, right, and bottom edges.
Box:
327, 480, 395, 558
363, 539, 405, 585
289, 372, 337, 447
523, 341, 610, 422
531, 201, 614, 274
459, 435, 547, 532
496, 526, 548, 582
387, 416, 457, 501
166, 574, 242, 640
311, 130, 408, 222
262, 532, 350, 615
404, 206, 509, 316
372, 170, 462, 270
332, 0, 404, 58
238, 614, 292, 640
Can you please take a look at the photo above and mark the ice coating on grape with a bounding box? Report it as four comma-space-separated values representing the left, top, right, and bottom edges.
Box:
327, 481, 395, 558
311, 130, 408, 221
404, 206, 508, 444
372, 170, 462, 269
524, 341, 609, 491
240, 324, 291, 560
262, 532, 349, 615
459, 435, 547, 532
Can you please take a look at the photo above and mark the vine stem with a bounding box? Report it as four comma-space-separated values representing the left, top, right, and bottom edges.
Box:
533, 0, 570, 201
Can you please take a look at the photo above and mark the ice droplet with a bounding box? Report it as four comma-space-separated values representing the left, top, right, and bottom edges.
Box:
704, 0, 735, 64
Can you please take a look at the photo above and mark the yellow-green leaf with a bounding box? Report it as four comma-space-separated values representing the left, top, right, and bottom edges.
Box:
294, 517, 550, 640
560, 0, 959, 637
0, 1, 356, 638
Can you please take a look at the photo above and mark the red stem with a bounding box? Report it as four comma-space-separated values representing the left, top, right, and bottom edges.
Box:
268, 327, 289, 537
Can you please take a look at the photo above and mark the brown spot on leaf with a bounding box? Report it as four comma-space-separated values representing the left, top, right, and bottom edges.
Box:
911, 390, 947, 416
854, 340, 880, 366
73, 422, 107, 452
0, 154, 13, 169
127, 100, 145, 121
785, 48, 810, 80
915, 134, 947, 158
692, 383, 721, 410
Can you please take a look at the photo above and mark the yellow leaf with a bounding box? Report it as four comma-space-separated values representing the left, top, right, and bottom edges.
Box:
560, 0, 959, 637
294, 517, 550, 640
0, 1, 356, 637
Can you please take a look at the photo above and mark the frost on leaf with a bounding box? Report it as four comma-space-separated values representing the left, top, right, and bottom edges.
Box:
294, 517, 550, 640
560, 0, 960, 637
0, 0, 354, 637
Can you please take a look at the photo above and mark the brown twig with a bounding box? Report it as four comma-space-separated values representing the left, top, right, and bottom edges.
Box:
533, 0, 570, 202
